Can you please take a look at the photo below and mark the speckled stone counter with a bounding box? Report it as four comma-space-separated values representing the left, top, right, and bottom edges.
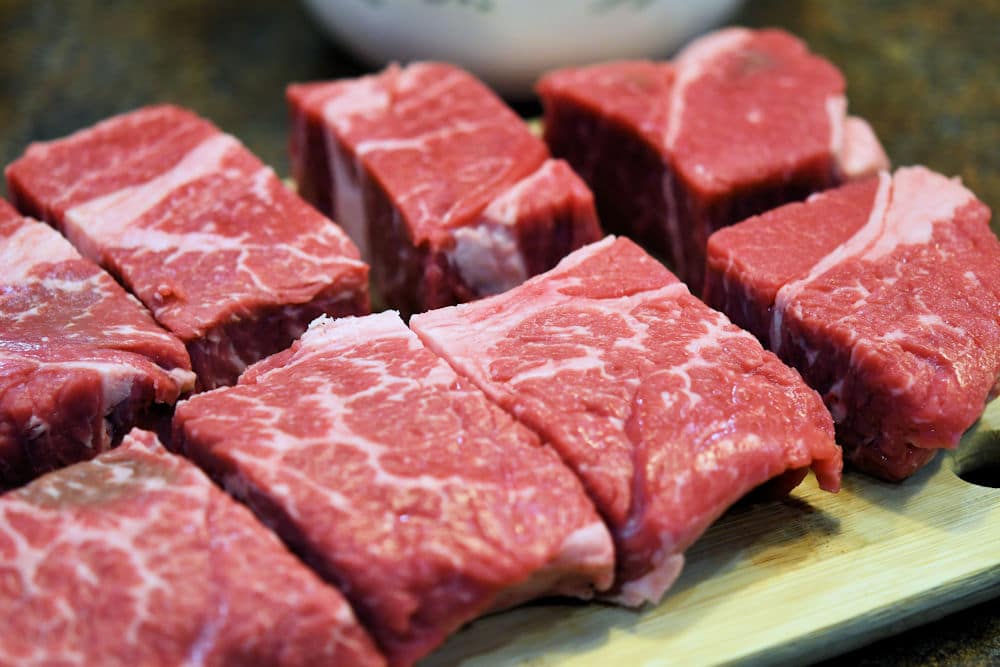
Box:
1, 1, 997, 664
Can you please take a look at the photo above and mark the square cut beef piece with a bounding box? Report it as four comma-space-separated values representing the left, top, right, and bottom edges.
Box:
0, 200, 195, 489
411, 237, 841, 606
0, 429, 385, 667
173, 312, 613, 667
705, 167, 1000, 481
538, 27, 889, 292
288, 62, 602, 315
6, 105, 370, 389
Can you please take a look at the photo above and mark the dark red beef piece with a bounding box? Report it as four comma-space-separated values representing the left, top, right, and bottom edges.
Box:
705, 167, 1000, 480
173, 312, 614, 666
538, 28, 889, 292
288, 62, 601, 316
411, 237, 841, 606
1, 203, 194, 489
0, 428, 385, 667
6, 105, 370, 389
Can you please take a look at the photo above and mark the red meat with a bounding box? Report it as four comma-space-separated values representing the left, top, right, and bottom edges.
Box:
0, 429, 384, 666
173, 312, 614, 666
288, 62, 601, 315
705, 167, 1000, 480
411, 237, 841, 606
538, 28, 889, 292
1, 202, 194, 488
6, 105, 370, 389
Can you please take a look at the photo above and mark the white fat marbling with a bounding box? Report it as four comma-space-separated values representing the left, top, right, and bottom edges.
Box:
64, 134, 239, 261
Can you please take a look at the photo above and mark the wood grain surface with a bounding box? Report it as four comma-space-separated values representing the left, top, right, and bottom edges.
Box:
424, 400, 1000, 666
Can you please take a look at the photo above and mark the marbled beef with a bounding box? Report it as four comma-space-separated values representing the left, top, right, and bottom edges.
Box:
6, 105, 370, 389
538, 28, 889, 291
0, 429, 384, 666
288, 62, 601, 315
0, 200, 194, 489
411, 237, 841, 606
173, 312, 614, 666
705, 167, 1000, 480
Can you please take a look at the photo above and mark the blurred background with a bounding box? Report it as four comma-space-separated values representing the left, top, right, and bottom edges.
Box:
0, 1, 998, 663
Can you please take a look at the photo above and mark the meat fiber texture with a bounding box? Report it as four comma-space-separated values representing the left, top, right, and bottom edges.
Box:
288, 62, 602, 316
173, 311, 614, 666
0, 200, 195, 489
0, 428, 384, 667
705, 167, 1000, 481
410, 236, 841, 607
538, 27, 889, 293
5, 105, 371, 390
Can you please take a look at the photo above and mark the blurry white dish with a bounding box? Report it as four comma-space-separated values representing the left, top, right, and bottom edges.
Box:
301, 0, 744, 97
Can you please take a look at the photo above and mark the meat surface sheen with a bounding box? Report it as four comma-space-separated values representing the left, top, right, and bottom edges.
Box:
411, 236, 841, 606
0, 429, 384, 667
706, 166, 1000, 481
173, 311, 613, 666
538, 28, 889, 292
0, 203, 195, 488
5, 105, 370, 389
288, 62, 601, 315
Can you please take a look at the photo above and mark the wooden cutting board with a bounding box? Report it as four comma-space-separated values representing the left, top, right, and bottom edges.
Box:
423, 399, 1000, 666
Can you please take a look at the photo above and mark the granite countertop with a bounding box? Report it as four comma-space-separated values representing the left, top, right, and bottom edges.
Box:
1, 0, 997, 664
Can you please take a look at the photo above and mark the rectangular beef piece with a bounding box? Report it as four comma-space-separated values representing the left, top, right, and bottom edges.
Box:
705, 166, 1000, 481
538, 27, 889, 292
288, 62, 601, 316
5, 105, 370, 389
0, 429, 384, 667
410, 237, 841, 606
0, 202, 195, 489
173, 311, 614, 666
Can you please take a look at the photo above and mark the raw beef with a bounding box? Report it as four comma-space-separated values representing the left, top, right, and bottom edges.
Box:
5, 105, 370, 389
538, 27, 889, 292
410, 237, 841, 606
0, 428, 384, 667
288, 62, 601, 315
1, 202, 195, 489
173, 312, 614, 666
705, 167, 1000, 481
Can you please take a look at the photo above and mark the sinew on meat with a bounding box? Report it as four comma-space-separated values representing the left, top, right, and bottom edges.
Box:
173, 312, 614, 666
0, 429, 385, 667
538, 27, 889, 292
5, 105, 370, 389
0, 200, 195, 489
288, 62, 601, 315
705, 166, 1000, 480
411, 236, 842, 606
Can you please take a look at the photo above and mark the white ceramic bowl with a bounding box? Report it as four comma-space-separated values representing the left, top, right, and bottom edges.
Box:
301, 0, 744, 97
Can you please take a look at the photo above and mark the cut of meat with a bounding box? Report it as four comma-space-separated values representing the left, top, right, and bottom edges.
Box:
5, 105, 370, 389
705, 166, 1000, 481
172, 312, 614, 666
0, 428, 384, 667
410, 237, 841, 606
538, 28, 889, 292
288, 62, 602, 315
1, 202, 195, 489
